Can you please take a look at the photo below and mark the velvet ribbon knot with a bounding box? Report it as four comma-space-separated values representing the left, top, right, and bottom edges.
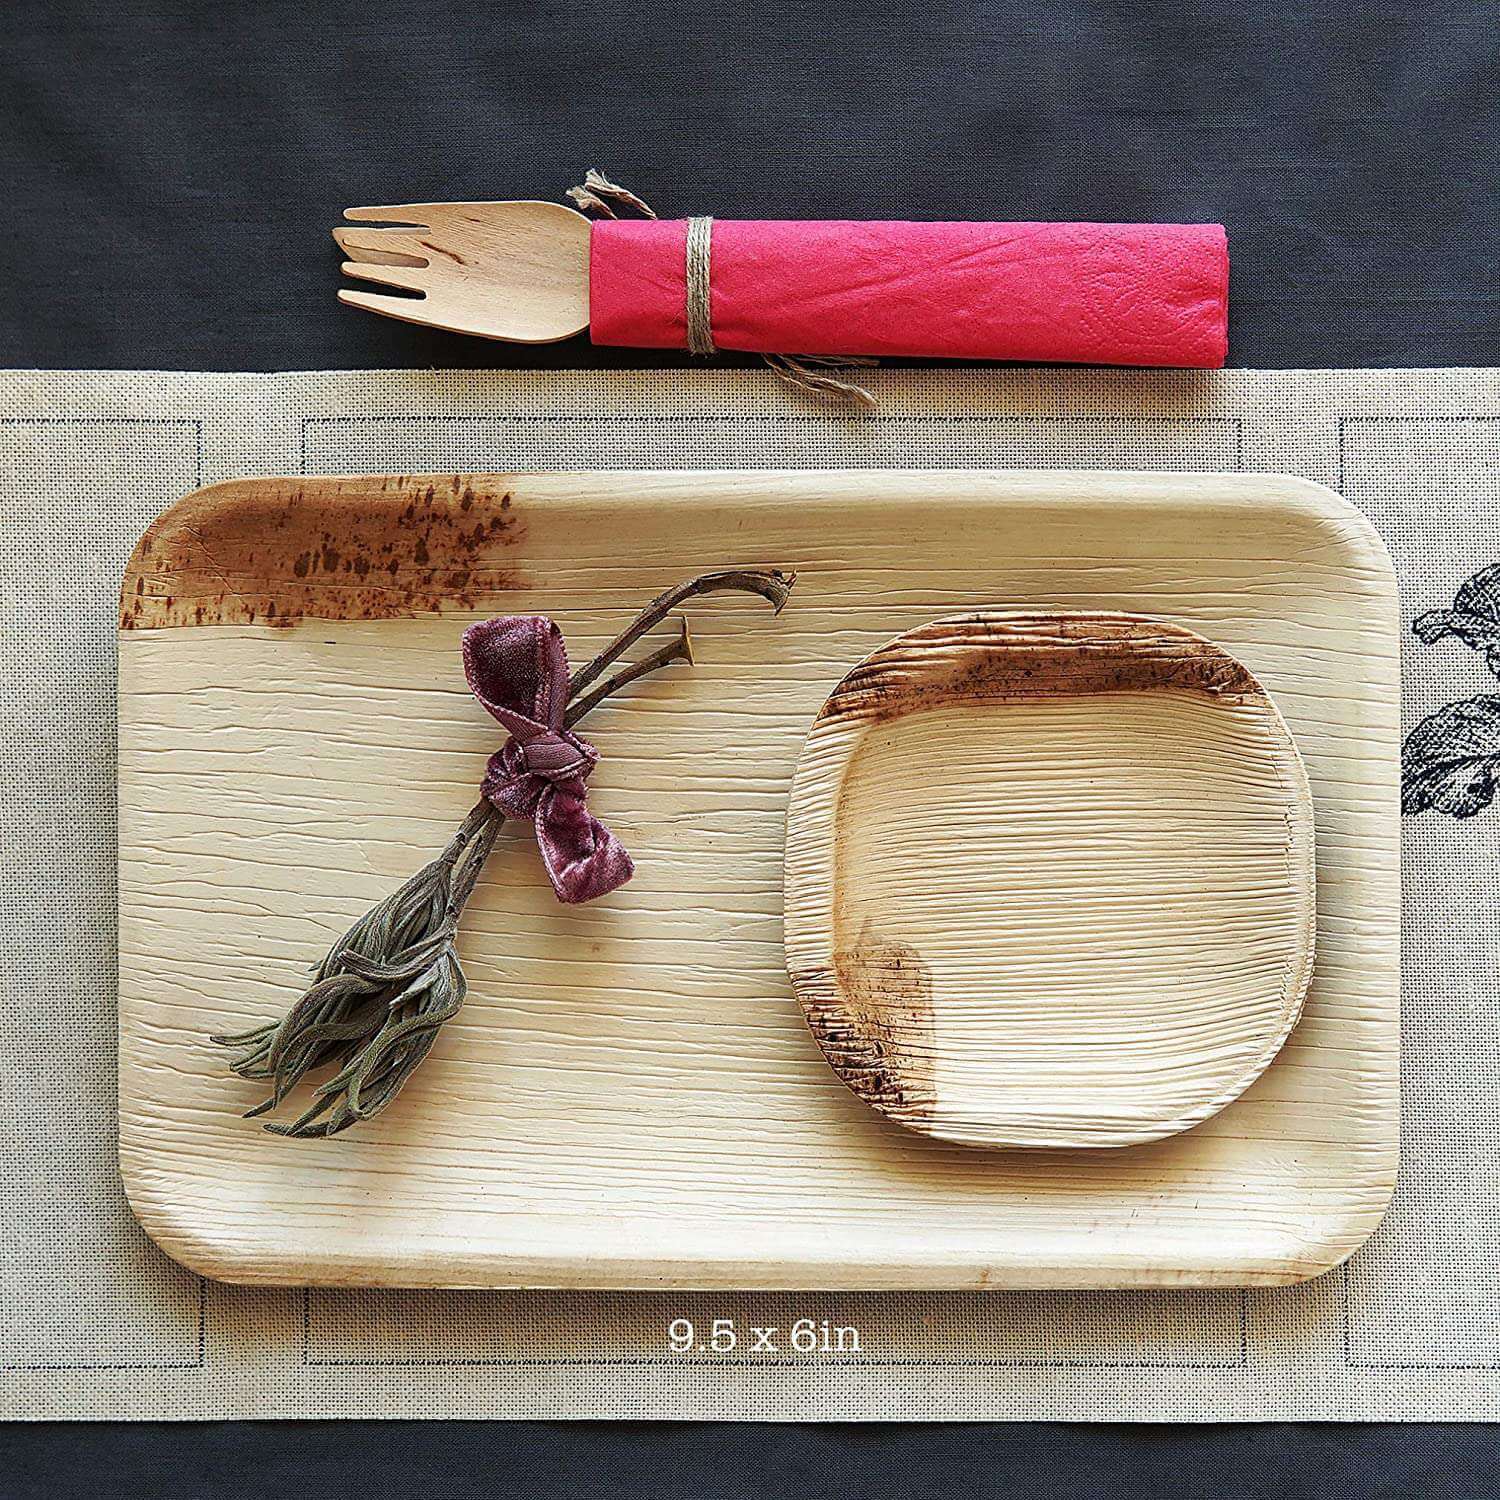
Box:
461, 615, 634, 904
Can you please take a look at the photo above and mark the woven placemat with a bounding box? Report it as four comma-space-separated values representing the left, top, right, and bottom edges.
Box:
3, 365, 1498, 1421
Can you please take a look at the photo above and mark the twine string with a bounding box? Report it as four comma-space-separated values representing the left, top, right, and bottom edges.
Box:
566, 169, 877, 410
684, 215, 715, 356
564, 170, 658, 220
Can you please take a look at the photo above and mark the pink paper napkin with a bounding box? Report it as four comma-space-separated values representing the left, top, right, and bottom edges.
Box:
589, 219, 1228, 367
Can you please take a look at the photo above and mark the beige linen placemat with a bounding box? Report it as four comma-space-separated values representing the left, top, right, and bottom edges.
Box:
3, 365, 1498, 1421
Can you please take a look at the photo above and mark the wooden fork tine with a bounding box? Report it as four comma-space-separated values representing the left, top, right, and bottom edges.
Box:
339, 260, 429, 293
337, 245, 424, 268
338, 287, 435, 320
341, 203, 439, 225
332, 227, 428, 267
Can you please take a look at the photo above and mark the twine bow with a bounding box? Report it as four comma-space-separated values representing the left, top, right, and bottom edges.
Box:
462, 616, 633, 903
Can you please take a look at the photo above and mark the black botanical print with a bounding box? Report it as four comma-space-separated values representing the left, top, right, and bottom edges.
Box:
1402, 697, 1500, 816
1404, 566, 1500, 819
1413, 563, 1500, 678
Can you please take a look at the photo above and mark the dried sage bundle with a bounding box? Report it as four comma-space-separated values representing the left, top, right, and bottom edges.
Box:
213, 568, 795, 1137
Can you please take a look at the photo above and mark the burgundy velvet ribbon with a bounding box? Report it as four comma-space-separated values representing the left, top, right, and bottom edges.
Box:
461, 616, 634, 904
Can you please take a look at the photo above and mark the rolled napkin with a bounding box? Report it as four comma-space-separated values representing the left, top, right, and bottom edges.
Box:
589, 220, 1228, 367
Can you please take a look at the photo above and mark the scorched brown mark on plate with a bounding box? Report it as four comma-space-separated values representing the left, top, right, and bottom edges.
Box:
119, 474, 529, 629
802, 921, 938, 1122
819, 613, 1258, 728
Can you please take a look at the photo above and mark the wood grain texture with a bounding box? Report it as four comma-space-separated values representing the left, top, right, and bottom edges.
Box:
116, 470, 1400, 1289
784, 612, 1316, 1149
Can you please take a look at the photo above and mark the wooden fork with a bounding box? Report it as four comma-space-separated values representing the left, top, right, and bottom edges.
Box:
333, 200, 591, 343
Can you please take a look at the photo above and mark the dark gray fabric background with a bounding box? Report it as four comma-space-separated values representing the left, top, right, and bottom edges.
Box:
2, 0, 1496, 372
2, 1, 1496, 1495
